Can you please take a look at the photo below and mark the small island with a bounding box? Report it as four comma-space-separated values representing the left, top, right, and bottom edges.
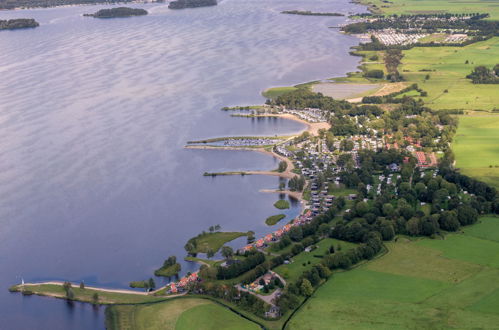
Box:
84, 7, 148, 18
154, 256, 182, 277
265, 214, 286, 226
281, 10, 344, 17
168, 0, 217, 10
0, 19, 39, 30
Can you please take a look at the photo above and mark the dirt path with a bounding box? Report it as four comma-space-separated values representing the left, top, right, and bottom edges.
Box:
22, 281, 150, 295
19, 281, 187, 298
185, 146, 298, 180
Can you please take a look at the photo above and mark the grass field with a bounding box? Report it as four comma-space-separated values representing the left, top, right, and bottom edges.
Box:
106, 298, 260, 330
398, 37, 499, 111
286, 216, 499, 329
453, 115, 499, 188
359, 0, 499, 20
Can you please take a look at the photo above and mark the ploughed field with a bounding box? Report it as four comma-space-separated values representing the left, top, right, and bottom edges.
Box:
287, 216, 499, 329
453, 115, 499, 189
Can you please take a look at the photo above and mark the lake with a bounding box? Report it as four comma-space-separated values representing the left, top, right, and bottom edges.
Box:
0, 0, 365, 328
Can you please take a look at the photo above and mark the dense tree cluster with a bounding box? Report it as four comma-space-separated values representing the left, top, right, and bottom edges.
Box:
85, 7, 148, 18
0, 18, 38, 29
0, 0, 136, 9
168, 0, 216, 9
466, 65, 499, 84
216, 251, 266, 280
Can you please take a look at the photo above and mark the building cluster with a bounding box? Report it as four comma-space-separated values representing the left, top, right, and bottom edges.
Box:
168, 271, 199, 294
372, 31, 426, 45
240, 211, 314, 253
213, 138, 281, 147
282, 108, 328, 123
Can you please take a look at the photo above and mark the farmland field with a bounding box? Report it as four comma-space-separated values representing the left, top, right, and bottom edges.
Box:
286, 217, 499, 329
398, 37, 499, 111
106, 298, 259, 330
453, 116, 499, 188
360, 0, 499, 20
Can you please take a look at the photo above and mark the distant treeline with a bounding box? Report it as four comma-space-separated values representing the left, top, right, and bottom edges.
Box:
168, 0, 216, 9
84, 7, 148, 18
0, 0, 140, 9
281, 10, 344, 17
0, 18, 39, 30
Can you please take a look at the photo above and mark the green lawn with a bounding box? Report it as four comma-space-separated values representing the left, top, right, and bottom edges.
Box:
359, 0, 499, 20
453, 115, 499, 188
274, 238, 356, 283
190, 232, 247, 254
286, 217, 499, 329
106, 297, 260, 330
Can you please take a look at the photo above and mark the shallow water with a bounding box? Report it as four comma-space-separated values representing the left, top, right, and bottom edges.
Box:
0, 0, 365, 328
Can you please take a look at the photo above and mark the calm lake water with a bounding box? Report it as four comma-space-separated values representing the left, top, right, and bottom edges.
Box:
0, 0, 365, 328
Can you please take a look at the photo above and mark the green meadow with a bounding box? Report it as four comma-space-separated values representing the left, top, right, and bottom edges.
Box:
453, 115, 499, 188
398, 37, 499, 111
106, 298, 259, 330
287, 217, 499, 329
360, 0, 499, 20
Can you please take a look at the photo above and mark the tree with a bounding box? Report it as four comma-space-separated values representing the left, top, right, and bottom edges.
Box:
207, 248, 215, 259
66, 287, 74, 300
289, 226, 303, 242
214, 224, 221, 231
278, 161, 288, 173
300, 279, 314, 297
92, 293, 99, 305
209, 226, 215, 233
148, 278, 156, 290
457, 205, 478, 226
221, 246, 234, 260
79, 281, 85, 290
406, 217, 421, 236
439, 210, 460, 231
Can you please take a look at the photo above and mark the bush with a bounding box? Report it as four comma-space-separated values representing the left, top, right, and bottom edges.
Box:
364, 69, 384, 79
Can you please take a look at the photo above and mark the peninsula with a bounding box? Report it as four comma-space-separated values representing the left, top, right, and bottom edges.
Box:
0, 19, 39, 30
281, 10, 344, 17
84, 7, 148, 18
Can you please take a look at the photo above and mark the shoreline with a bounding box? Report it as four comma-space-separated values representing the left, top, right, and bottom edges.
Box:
8, 0, 362, 314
